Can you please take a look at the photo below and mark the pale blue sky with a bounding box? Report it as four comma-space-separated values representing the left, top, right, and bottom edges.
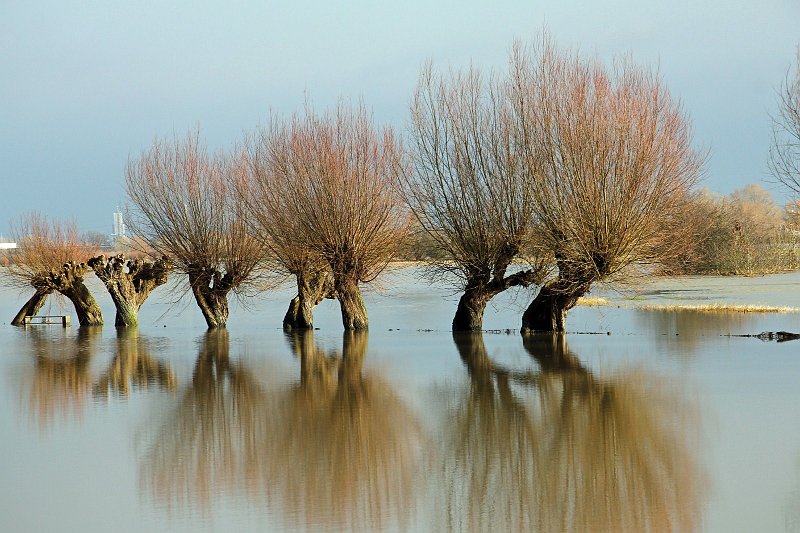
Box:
1, 0, 798, 235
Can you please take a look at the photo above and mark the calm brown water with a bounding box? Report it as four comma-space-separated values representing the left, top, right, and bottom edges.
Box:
2, 267, 800, 532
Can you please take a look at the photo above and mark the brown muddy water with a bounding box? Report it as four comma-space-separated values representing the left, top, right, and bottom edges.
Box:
2, 266, 800, 532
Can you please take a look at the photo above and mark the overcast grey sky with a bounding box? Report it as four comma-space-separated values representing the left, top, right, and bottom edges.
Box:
1, 0, 798, 235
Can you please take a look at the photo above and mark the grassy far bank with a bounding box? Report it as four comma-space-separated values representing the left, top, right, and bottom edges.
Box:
575, 296, 800, 314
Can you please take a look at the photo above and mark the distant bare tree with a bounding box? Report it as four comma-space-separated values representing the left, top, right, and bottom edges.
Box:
668, 185, 797, 275
125, 130, 264, 328
511, 39, 703, 332
252, 103, 407, 330
6, 212, 103, 326
237, 129, 334, 331
404, 65, 549, 331
771, 47, 800, 193
87, 254, 170, 327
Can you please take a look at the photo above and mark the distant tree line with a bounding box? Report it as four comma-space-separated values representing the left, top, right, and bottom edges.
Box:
3, 36, 799, 333
663, 184, 800, 275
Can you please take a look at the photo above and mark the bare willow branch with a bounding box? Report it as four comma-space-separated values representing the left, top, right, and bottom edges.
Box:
237, 122, 335, 330
770, 47, 800, 193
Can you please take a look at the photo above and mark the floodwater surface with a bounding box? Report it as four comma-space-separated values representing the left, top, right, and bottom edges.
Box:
1, 267, 800, 532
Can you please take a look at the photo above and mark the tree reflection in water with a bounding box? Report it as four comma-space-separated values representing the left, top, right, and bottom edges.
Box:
137, 329, 267, 514
138, 330, 422, 531
433, 332, 705, 533
19, 326, 101, 430
262, 330, 423, 532
17, 327, 176, 431
94, 328, 176, 398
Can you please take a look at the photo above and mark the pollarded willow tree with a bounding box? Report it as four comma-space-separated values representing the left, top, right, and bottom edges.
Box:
257, 103, 407, 330
404, 65, 549, 332
87, 253, 170, 327
237, 127, 335, 331
125, 130, 265, 328
770, 47, 800, 193
511, 39, 704, 333
6, 213, 103, 326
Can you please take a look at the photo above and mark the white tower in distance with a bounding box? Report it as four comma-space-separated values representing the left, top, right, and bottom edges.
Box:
112, 209, 126, 242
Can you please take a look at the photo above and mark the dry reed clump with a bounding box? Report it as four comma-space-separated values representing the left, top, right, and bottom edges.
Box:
635, 303, 799, 313
575, 297, 610, 307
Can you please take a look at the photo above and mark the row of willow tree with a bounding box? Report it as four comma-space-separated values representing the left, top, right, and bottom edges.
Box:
6, 37, 798, 332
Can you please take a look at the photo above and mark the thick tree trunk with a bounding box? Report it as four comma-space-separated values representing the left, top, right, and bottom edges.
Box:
520, 281, 586, 334
189, 270, 230, 329
335, 275, 368, 330
283, 270, 335, 330
11, 288, 52, 326
61, 281, 104, 326
452, 288, 494, 332
88, 254, 170, 328
29, 261, 104, 326
114, 301, 140, 328
191, 283, 230, 328
452, 267, 540, 332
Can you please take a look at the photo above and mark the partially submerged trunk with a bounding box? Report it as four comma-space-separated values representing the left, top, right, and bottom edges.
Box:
31, 261, 104, 326
11, 287, 52, 326
88, 254, 170, 327
452, 268, 540, 333
188, 268, 232, 329
283, 270, 335, 331
520, 278, 590, 334
60, 280, 104, 326
453, 287, 495, 332
335, 275, 368, 331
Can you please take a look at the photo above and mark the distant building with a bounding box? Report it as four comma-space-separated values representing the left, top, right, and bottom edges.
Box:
112, 210, 127, 241
0, 235, 16, 249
